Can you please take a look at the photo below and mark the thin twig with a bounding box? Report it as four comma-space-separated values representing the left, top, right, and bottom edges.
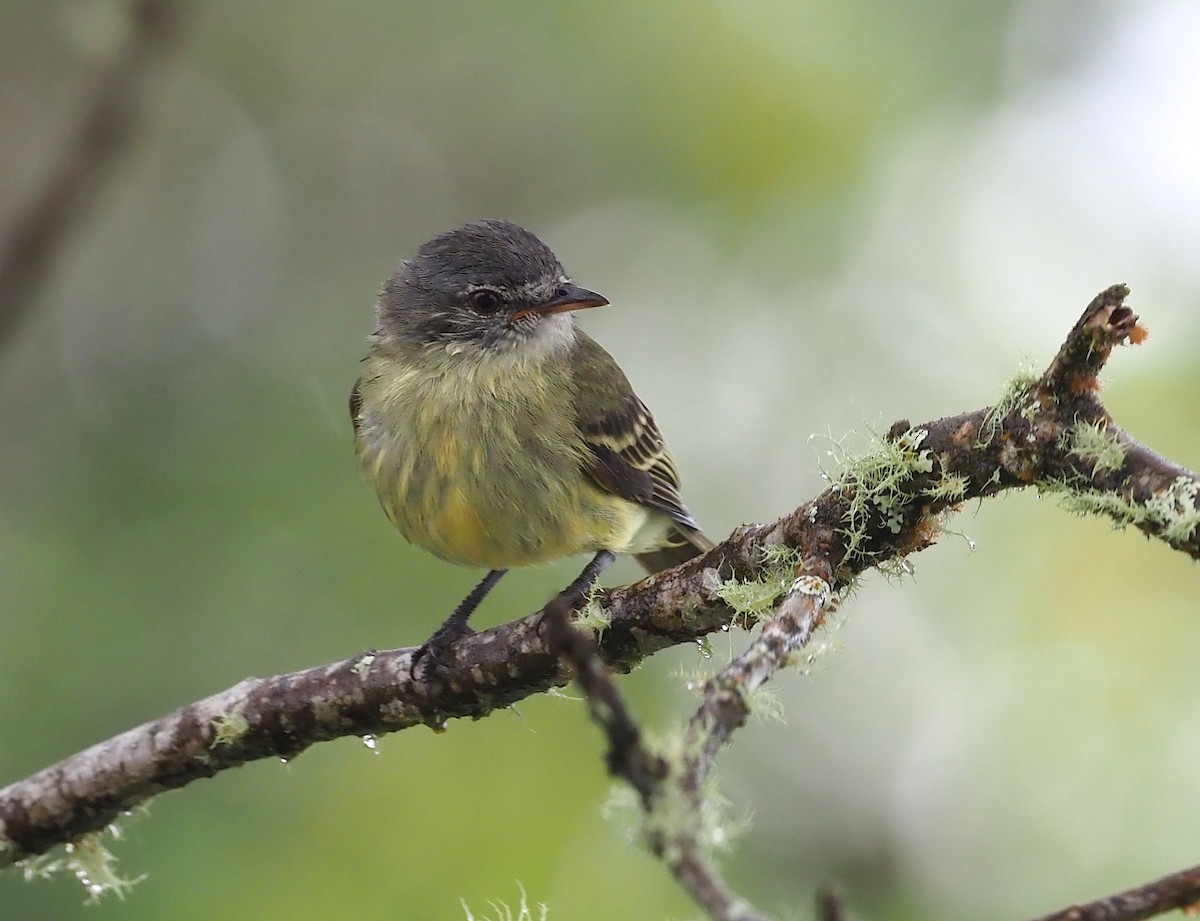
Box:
545, 589, 800, 921
0, 0, 186, 350
541, 596, 666, 806
815, 888, 848, 921
1025, 863, 1200, 921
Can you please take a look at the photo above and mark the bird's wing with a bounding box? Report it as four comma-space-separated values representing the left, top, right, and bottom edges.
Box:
349, 379, 364, 436
571, 332, 701, 532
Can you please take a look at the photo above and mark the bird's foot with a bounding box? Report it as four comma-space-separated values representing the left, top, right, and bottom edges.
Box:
410, 615, 475, 682
537, 570, 604, 633
410, 569, 506, 681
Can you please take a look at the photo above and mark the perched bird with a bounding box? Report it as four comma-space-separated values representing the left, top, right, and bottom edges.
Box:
351, 219, 712, 656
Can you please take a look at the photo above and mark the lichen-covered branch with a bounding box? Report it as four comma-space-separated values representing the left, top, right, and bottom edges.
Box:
0, 0, 186, 349
543, 283, 1198, 921
544, 600, 770, 921
541, 597, 667, 806
545, 582, 838, 921
662, 577, 836, 921
2, 284, 1197, 921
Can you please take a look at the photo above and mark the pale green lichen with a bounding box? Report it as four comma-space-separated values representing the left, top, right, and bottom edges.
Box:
711, 545, 801, 626
461, 883, 548, 921
1042, 474, 1200, 545
20, 828, 145, 903
351, 653, 375, 678
209, 707, 249, 748
1145, 476, 1200, 543
600, 722, 749, 866
1043, 484, 1139, 529
672, 663, 714, 696
978, 366, 1040, 448
833, 426, 934, 558
601, 783, 644, 844
760, 544, 803, 570
713, 576, 790, 622
746, 684, 786, 724
876, 555, 917, 584
923, 468, 971, 502
1065, 419, 1127, 476
572, 595, 611, 635
639, 729, 748, 858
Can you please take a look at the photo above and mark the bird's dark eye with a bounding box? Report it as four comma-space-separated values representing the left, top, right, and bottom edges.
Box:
554, 285, 570, 300
466, 289, 502, 314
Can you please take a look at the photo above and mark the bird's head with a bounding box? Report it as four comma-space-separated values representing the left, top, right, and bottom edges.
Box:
375, 220, 608, 358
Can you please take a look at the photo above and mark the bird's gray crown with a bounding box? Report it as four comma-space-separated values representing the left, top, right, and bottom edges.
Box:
375, 220, 575, 355
409, 220, 564, 292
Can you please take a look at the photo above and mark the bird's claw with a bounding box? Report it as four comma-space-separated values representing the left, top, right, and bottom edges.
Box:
410, 617, 475, 682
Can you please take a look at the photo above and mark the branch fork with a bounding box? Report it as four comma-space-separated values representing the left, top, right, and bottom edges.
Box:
4, 285, 1200, 921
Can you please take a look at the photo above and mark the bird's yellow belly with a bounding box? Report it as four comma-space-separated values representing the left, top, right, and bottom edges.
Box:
411, 481, 643, 569
388, 447, 651, 569
356, 359, 656, 569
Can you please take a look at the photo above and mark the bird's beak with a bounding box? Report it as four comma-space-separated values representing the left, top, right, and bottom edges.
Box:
510, 284, 609, 321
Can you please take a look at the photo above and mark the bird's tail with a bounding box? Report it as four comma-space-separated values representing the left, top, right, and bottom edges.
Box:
634, 526, 715, 574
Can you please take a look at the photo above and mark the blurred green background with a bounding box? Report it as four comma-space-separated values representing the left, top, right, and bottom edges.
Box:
3, 1, 1199, 919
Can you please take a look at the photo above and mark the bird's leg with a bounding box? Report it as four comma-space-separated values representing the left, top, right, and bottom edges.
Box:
447, 568, 508, 631
537, 550, 616, 639
555, 549, 616, 609
412, 553, 615, 679
412, 568, 506, 676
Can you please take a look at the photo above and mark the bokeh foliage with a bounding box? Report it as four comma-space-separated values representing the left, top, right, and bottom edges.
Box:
3, 1, 1199, 919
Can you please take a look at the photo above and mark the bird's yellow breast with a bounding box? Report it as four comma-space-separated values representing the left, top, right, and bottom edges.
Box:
353, 346, 657, 569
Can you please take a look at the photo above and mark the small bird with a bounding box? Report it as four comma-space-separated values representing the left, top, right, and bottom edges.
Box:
351, 219, 712, 657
